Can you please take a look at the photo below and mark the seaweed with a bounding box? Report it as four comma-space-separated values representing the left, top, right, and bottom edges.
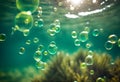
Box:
32, 49, 120, 82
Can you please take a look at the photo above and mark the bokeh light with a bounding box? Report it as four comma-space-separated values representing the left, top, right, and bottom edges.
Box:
0, 33, 6, 42
15, 12, 33, 33
16, 0, 39, 13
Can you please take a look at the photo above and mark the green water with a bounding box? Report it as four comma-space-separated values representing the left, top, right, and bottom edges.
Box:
0, 0, 120, 81
0, 0, 120, 82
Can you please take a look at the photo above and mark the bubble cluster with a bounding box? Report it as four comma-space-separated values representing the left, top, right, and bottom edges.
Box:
34, 18, 44, 28
104, 34, 119, 50
37, 7, 42, 17
85, 55, 93, 66
11, 26, 19, 35
54, 7, 57, 12
37, 44, 44, 52
86, 42, 92, 49
19, 47, 25, 55
15, 12, 33, 33
90, 70, 94, 75
43, 50, 48, 56
50, 41, 56, 45
47, 28, 56, 36
118, 39, 120, 47
47, 20, 61, 36
74, 38, 80, 46
23, 30, 29, 36
54, 19, 60, 26
92, 29, 99, 37
16, 0, 39, 13
26, 40, 31, 45
104, 41, 113, 50
99, 28, 104, 33
50, 23, 57, 30
0, 33, 6, 42
36, 61, 46, 69
33, 37, 39, 43
33, 50, 42, 62
71, 31, 77, 38
84, 27, 90, 32
79, 31, 88, 42
80, 62, 87, 69
12, 0, 119, 70
108, 34, 118, 44
88, 50, 93, 56
96, 77, 105, 82
48, 41, 58, 55
55, 25, 61, 33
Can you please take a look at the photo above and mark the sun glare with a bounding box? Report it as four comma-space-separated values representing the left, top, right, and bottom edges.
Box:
70, 0, 82, 5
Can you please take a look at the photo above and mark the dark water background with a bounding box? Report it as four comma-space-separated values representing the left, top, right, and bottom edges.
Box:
0, 0, 120, 70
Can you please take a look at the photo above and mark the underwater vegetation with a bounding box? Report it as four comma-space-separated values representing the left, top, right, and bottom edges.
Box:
0, 49, 120, 82
32, 49, 120, 82
0, 0, 120, 82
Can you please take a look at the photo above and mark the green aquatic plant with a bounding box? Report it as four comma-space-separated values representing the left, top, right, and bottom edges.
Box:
109, 58, 120, 82
32, 49, 120, 82
0, 50, 119, 82
0, 66, 39, 82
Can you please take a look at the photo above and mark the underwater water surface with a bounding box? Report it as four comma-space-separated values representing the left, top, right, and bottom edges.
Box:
0, 0, 120, 82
